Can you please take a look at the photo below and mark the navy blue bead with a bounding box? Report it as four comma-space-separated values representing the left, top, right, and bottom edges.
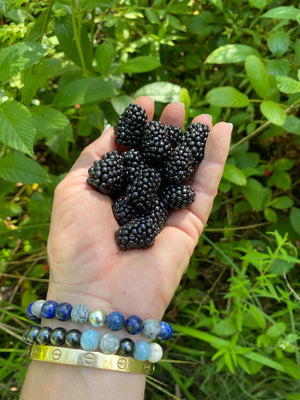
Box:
41, 300, 57, 319
157, 321, 173, 340
125, 315, 143, 335
50, 327, 66, 346
65, 329, 81, 348
23, 326, 33, 344
55, 302, 73, 321
119, 338, 135, 356
27, 302, 41, 323
27, 326, 40, 344
37, 327, 52, 345
106, 311, 125, 331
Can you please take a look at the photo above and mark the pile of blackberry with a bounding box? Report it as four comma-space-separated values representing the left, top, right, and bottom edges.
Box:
87, 103, 210, 250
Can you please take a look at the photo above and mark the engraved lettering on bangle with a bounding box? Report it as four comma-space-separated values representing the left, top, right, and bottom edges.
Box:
117, 357, 128, 370
83, 352, 95, 365
52, 348, 62, 361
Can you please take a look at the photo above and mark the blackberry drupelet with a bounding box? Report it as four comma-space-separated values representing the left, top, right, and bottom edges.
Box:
183, 122, 210, 166
167, 125, 183, 147
114, 104, 147, 148
148, 199, 169, 233
87, 151, 126, 198
112, 197, 139, 226
161, 144, 194, 185
142, 121, 172, 163
115, 216, 159, 250
123, 149, 148, 182
126, 166, 161, 211
161, 184, 196, 209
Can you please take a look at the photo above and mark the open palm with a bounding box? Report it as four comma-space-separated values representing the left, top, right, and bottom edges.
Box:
46, 96, 232, 321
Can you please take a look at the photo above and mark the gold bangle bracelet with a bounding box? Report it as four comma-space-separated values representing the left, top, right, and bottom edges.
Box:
29, 344, 155, 375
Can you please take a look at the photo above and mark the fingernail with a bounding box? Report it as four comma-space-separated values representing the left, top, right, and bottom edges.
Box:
228, 123, 233, 131
102, 124, 111, 134
174, 102, 185, 108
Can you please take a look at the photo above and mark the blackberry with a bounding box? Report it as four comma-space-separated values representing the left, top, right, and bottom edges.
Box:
123, 149, 148, 182
142, 121, 172, 163
112, 197, 139, 226
161, 144, 194, 185
183, 122, 210, 166
161, 184, 196, 209
148, 199, 169, 232
115, 216, 159, 250
126, 166, 161, 211
167, 125, 183, 147
114, 104, 147, 148
87, 151, 125, 197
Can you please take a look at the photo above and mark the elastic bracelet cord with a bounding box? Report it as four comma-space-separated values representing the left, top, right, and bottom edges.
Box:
29, 344, 155, 375
27, 300, 173, 341
23, 325, 163, 363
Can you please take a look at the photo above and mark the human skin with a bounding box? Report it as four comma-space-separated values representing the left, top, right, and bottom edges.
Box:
20, 96, 232, 400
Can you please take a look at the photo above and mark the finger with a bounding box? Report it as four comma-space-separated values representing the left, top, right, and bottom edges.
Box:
134, 96, 155, 121
160, 102, 185, 129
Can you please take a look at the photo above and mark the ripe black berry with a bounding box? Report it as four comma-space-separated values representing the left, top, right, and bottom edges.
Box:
142, 121, 172, 164
123, 149, 148, 182
183, 122, 210, 166
114, 104, 147, 148
161, 144, 194, 185
167, 125, 183, 147
112, 197, 139, 226
161, 184, 196, 209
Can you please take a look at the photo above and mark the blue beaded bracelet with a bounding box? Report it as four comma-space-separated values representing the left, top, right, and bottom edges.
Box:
27, 300, 173, 341
22, 325, 163, 363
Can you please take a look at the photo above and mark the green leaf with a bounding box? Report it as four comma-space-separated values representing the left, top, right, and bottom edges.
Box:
269, 258, 294, 275
279, 357, 300, 380
206, 87, 249, 108
116, 56, 161, 73
276, 76, 300, 94
266, 59, 290, 77
267, 32, 290, 57
262, 6, 300, 21
269, 196, 294, 209
205, 44, 259, 64
290, 207, 300, 235
0, 42, 47, 81
260, 100, 286, 126
267, 322, 286, 337
95, 42, 116, 76
242, 178, 264, 210
283, 116, 300, 135
212, 318, 238, 337
135, 82, 181, 103
223, 164, 247, 186
267, 170, 291, 190
31, 105, 74, 159
264, 207, 277, 223
249, 0, 268, 9
54, 78, 116, 107
245, 55, 269, 98
0, 100, 35, 156
0, 155, 49, 184
274, 158, 294, 171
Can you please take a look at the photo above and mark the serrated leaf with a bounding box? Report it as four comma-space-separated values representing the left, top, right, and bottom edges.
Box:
0, 100, 35, 156
260, 100, 286, 126
205, 44, 259, 64
262, 6, 300, 20
54, 78, 116, 107
0, 42, 47, 81
267, 32, 290, 57
245, 55, 269, 98
290, 207, 300, 235
276, 76, 300, 94
95, 42, 115, 76
206, 87, 249, 108
269, 258, 294, 275
223, 164, 247, 186
0, 155, 49, 184
116, 56, 161, 73
135, 82, 181, 103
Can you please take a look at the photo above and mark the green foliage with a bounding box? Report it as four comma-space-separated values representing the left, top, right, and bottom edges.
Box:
0, 0, 299, 398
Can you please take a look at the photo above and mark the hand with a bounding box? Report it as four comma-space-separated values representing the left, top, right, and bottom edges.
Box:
46, 96, 232, 320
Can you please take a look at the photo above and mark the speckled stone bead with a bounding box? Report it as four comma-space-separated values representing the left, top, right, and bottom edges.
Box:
71, 304, 90, 324
27, 303, 41, 323
133, 341, 151, 361
65, 329, 81, 348
156, 321, 173, 340
148, 343, 163, 363
41, 300, 58, 319
80, 329, 100, 351
55, 302, 73, 321
89, 310, 106, 327
125, 315, 143, 335
100, 333, 120, 354
50, 327, 66, 346
31, 300, 46, 319
142, 318, 161, 339
119, 338, 135, 357
36, 327, 52, 345
26, 326, 40, 344
106, 311, 125, 331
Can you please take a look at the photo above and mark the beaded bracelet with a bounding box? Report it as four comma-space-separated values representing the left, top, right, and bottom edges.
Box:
27, 300, 173, 341
23, 325, 163, 363
29, 344, 155, 375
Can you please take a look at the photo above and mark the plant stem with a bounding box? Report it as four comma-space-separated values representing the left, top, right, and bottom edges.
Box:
71, 0, 88, 77
39, 0, 55, 43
